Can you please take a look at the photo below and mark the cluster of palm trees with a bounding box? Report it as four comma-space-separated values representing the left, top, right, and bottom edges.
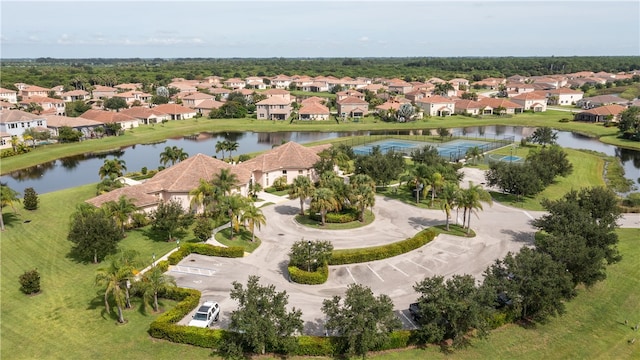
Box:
215, 140, 239, 162
189, 168, 266, 241
288, 172, 376, 225
159, 146, 189, 167
95, 249, 176, 324
439, 181, 492, 235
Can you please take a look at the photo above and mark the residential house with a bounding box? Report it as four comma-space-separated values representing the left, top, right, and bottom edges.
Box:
223, 78, 246, 89
256, 97, 292, 120
577, 95, 628, 109
574, 104, 626, 123
510, 92, 548, 112
44, 115, 103, 138
113, 91, 152, 105
0, 110, 47, 139
0, 100, 15, 110
270, 74, 293, 89
80, 109, 139, 130
20, 96, 66, 116
336, 96, 369, 118
404, 89, 430, 103
300, 96, 327, 106
477, 98, 523, 115
168, 81, 198, 94
181, 92, 215, 108
387, 80, 414, 95
194, 99, 225, 115
0, 131, 12, 150
153, 103, 197, 120
546, 88, 584, 106
263, 89, 292, 103
416, 95, 455, 117
0, 88, 18, 103
120, 107, 169, 125
472, 77, 506, 89
92, 85, 118, 99
115, 83, 142, 91
298, 102, 330, 120
211, 88, 232, 100
449, 78, 470, 90
61, 90, 90, 102
236, 89, 256, 103
20, 85, 49, 98
301, 81, 329, 93
246, 76, 267, 90
454, 99, 483, 116
237, 141, 331, 188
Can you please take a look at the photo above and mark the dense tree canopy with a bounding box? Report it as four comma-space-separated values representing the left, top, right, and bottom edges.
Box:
68, 203, 124, 263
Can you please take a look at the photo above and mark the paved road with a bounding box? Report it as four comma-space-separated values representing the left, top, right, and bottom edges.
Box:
172, 169, 639, 334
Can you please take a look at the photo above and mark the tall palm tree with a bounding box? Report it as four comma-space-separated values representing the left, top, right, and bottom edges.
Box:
240, 204, 266, 242
189, 179, 217, 216
95, 261, 127, 323
224, 140, 239, 161
411, 164, 431, 203
310, 188, 339, 226
459, 181, 493, 234
141, 265, 176, 312
98, 158, 127, 179
109, 249, 140, 309
213, 168, 239, 196
0, 183, 21, 231
215, 140, 227, 160
174, 146, 189, 163
439, 182, 459, 231
465, 146, 484, 165
159, 146, 188, 166
223, 193, 247, 240
428, 172, 445, 207
288, 175, 315, 215
102, 195, 137, 233
350, 183, 376, 222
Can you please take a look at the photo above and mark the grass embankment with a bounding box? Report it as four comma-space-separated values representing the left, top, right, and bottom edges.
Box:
3, 110, 638, 175
214, 228, 261, 253
2, 184, 638, 359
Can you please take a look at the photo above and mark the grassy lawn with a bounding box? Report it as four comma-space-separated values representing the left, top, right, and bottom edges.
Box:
432, 224, 476, 237
295, 210, 374, 230
2, 184, 638, 359
214, 228, 261, 253
3, 110, 637, 175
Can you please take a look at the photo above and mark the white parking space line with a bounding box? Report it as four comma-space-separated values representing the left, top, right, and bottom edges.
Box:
407, 259, 432, 272
523, 211, 534, 220
400, 311, 418, 330
367, 264, 384, 282
170, 265, 216, 277
346, 266, 358, 284
389, 263, 409, 277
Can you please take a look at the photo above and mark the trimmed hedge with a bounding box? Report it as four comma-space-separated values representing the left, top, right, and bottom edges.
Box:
288, 262, 329, 284
309, 208, 358, 223
329, 228, 436, 265
167, 242, 244, 265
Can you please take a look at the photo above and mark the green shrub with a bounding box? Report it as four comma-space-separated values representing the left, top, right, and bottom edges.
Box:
559, 118, 571, 123
329, 229, 436, 265
19, 269, 41, 295
273, 176, 289, 191
156, 260, 170, 272
167, 243, 244, 265
288, 262, 329, 284
376, 330, 415, 351
22, 187, 39, 210
0, 149, 16, 158
294, 336, 335, 356
309, 208, 358, 223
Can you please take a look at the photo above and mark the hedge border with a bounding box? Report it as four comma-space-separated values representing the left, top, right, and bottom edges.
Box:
288, 262, 329, 284
167, 242, 244, 265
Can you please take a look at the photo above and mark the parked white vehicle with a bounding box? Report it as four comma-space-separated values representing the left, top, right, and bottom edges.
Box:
188, 301, 220, 328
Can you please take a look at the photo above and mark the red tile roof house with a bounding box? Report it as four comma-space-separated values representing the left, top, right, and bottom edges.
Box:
0, 87, 18, 103
92, 85, 118, 99
61, 90, 90, 102
44, 115, 104, 138
20, 85, 50, 98
510, 92, 548, 112
0, 110, 47, 140
546, 88, 584, 106
298, 102, 330, 120
113, 91, 153, 105
211, 87, 232, 100
80, 109, 140, 130
256, 97, 292, 120
454, 99, 483, 116
120, 107, 169, 125
19, 96, 66, 116
416, 95, 455, 117
336, 90, 365, 102
270, 74, 293, 89
237, 141, 331, 188
181, 92, 215, 108
153, 103, 198, 120
223, 78, 246, 89
0, 100, 14, 110
301, 81, 329, 93
477, 98, 523, 115
387, 80, 414, 95
194, 99, 225, 115
574, 104, 627, 123
263, 88, 292, 103
336, 96, 369, 119
300, 96, 327, 106
472, 77, 506, 90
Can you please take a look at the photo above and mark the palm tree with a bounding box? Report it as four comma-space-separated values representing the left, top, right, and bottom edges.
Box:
350, 183, 376, 222
189, 179, 217, 216
159, 146, 188, 166
174, 147, 189, 163
95, 261, 127, 323
411, 164, 431, 203
240, 204, 266, 242
215, 140, 227, 160
310, 188, 339, 226
98, 158, 127, 179
224, 140, 239, 161
102, 195, 137, 233
213, 168, 239, 196
0, 183, 21, 231
428, 172, 445, 207
459, 181, 493, 234
465, 146, 484, 165
288, 175, 315, 215
109, 249, 140, 309
223, 193, 247, 240
439, 182, 459, 231
141, 265, 176, 312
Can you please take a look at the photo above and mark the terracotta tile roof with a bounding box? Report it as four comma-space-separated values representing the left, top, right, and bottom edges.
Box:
581, 104, 626, 116
264, 89, 290, 95
417, 95, 454, 104
0, 101, 13, 109
195, 99, 225, 110
301, 96, 325, 105
20, 96, 64, 104
375, 101, 403, 111
93, 85, 117, 92
120, 107, 167, 118
0, 109, 44, 123
211, 88, 231, 94
43, 115, 103, 127
256, 97, 290, 105
582, 95, 627, 104
299, 102, 330, 115
182, 92, 215, 100
62, 90, 89, 96
86, 185, 159, 208
237, 141, 322, 173
80, 109, 138, 123
0, 87, 17, 94
115, 83, 142, 90
337, 96, 368, 105
23, 85, 50, 92
477, 98, 522, 109
336, 90, 363, 97
153, 103, 197, 115
511, 92, 547, 100
144, 153, 246, 193
454, 99, 482, 109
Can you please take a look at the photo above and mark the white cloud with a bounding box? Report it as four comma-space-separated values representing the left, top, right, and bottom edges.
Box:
359, 36, 369, 42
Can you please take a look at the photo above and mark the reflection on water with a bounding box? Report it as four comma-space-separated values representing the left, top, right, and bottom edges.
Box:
1, 127, 639, 194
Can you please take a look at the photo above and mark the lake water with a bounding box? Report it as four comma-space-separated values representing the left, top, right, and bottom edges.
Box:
2, 126, 638, 194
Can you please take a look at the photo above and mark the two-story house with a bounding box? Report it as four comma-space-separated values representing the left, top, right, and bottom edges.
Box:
416, 95, 455, 117
336, 96, 369, 119
256, 97, 292, 120
20, 96, 66, 115
510, 92, 548, 112
0, 88, 18, 103
0, 110, 47, 140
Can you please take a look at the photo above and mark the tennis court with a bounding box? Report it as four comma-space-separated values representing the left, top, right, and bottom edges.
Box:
352, 139, 426, 156
352, 138, 496, 162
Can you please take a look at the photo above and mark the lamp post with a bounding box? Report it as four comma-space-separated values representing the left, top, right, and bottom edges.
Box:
307, 240, 312, 272
152, 253, 156, 268
176, 239, 180, 249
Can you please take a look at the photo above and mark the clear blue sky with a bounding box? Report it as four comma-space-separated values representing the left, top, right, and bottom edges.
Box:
1, 1, 639, 59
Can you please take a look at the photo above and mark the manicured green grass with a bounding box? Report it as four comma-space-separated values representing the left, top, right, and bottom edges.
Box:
3, 111, 637, 175
432, 224, 476, 237
214, 228, 261, 253
294, 210, 374, 230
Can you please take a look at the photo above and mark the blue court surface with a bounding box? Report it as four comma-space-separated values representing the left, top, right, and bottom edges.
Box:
352, 139, 493, 161
500, 155, 522, 162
